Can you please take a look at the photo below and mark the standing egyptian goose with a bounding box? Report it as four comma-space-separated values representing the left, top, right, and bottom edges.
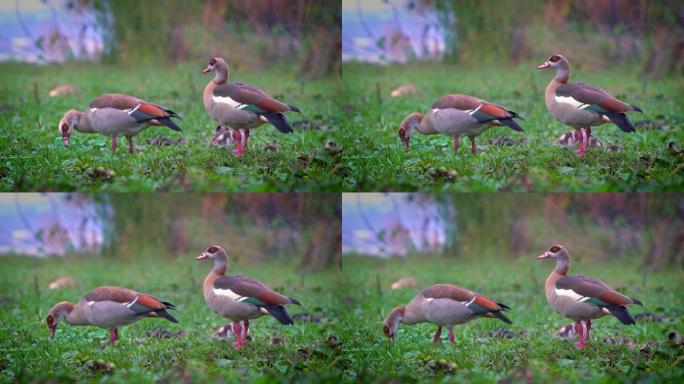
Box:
538, 245, 643, 349
202, 58, 300, 157
383, 284, 511, 343
196, 245, 301, 349
398, 94, 524, 155
537, 54, 642, 156
46, 286, 177, 347
58, 93, 182, 153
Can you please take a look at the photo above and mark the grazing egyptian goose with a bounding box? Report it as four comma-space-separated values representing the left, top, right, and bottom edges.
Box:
383, 284, 511, 343
196, 245, 301, 349
58, 94, 182, 153
398, 94, 524, 155
537, 54, 642, 156
538, 245, 643, 349
202, 58, 300, 157
46, 286, 177, 347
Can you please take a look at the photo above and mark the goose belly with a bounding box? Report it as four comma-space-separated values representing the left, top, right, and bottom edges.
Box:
83, 301, 139, 328
210, 103, 263, 128
550, 102, 606, 128
208, 294, 262, 321
418, 298, 474, 326
551, 294, 606, 321
427, 109, 480, 136
89, 109, 147, 137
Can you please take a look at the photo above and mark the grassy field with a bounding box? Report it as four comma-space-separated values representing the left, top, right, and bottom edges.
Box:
340, 62, 684, 191
0, 254, 346, 382
340, 254, 684, 383
0, 61, 342, 191
2, 253, 683, 383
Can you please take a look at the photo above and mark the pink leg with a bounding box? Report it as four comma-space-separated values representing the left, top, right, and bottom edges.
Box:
575, 128, 586, 157
243, 319, 249, 339
244, 128, 250, 149
111, 136, 118, 152
585, 126, 592, 149
470, 137, 477, 155
574, 322, 586, 349
432, 326, 442, 343
453, 136, 460, 153
232, 322, 244, 349
126, 137, 135, 153
109, 328, 119, 345
232, 130, 244, 157
448, 326, 455, 344
585, 319, 592, 340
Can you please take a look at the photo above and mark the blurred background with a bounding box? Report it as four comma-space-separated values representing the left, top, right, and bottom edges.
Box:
343, 193, 684, 268
0, 193, 341, 270
1, 0, 340, 77
343, 0, 683, 76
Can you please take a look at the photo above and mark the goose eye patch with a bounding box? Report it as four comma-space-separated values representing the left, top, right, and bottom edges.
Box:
207, 246, 218, 253
61, 123, 68, 133
549, 246, 560, 252
209, 59, 217, 65
549, 55, 560, 62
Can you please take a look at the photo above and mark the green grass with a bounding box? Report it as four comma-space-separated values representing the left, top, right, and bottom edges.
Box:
0, 255, 346, 382
339, 62, 684, 191
0, 61, 342, 191
340, 254, 684, 383
2, 253, 683, 383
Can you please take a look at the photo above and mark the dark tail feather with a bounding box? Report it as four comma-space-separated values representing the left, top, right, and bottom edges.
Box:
157, 117, 182, 132
491, 310, 513, 324
606, 305, 636, 325
262, 113, 293, 133
631, 297, 643, 306
155, 309, 179, 323
287, 104, 301, 113
161, 301, 176, 309
605, 112, 636, 133
499, 118, 524, 132
497, 302, 511, 311
631, 104, 643, 113
263, 305, 294, 325
288, 297, 302, 306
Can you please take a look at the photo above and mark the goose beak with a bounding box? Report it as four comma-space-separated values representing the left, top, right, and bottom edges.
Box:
195, 252, 209, 260
49, 327, 56, 339
537, 252, 551, 259
62, 134, 70, 147
202, 65, 212, 74
537, 61, 551, 70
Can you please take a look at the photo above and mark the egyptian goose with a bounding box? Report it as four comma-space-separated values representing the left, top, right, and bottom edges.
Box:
46, 286, 177, 347
398, 94, 524, 155
58, 93, 182, 153
537, 54, 642, 156
202, 58, 300, 157
383, 284, 511, 344
196, 245, 301, 349
538, 245, 643, 349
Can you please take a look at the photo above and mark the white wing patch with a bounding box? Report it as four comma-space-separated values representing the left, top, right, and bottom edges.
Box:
554, 95, 591, 110
213, 288, 250, 302
213, 95, 248, 110
125, 296, 139, 308
468, 104, 483, 116
464, 297, 476, 306
555, 288, 590, 302
125, 104, 141, 115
